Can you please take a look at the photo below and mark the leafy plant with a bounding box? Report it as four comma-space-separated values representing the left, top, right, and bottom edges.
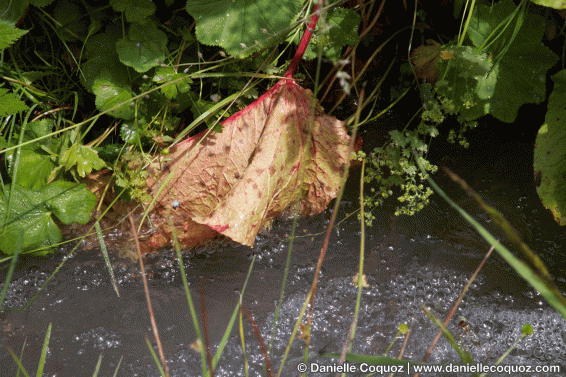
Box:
186, 0, 302, 57
0, 0, 366, 255
438, 0, 558, 123
360, 0, 562, 227
533, 70, 566, 226
0, 181, 96, 255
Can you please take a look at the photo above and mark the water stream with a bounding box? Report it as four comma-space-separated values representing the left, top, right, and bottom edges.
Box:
1, 124, 565, 376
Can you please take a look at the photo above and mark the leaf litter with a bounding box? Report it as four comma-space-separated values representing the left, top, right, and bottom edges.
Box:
145, 78, 351, 249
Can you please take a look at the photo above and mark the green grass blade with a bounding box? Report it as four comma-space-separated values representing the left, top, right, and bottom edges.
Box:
170, 218, 207, 375
91, 354, 102, 377
422, 307, 474, 365
111, 356, 124, 377
95, 221, 120, 297
6, 346, 31, 377
17, 338, 28, 377
268, 211, 298, 357
211, 255, 256, 369
145, 335, 167, 377
416, 155, 566, 319
238, 296, 250, 377
0, 230, 23, 311
36, 323, 52, 377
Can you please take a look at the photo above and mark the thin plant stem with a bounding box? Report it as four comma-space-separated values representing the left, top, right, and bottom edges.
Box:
388, 320, 413, 377
128, 214, 170, 377
414, 245, 494, 377
200, 277, 213, 377
338, 88, 366, 377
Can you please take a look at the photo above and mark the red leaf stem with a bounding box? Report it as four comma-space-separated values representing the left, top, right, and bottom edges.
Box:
284, 0, 325, 79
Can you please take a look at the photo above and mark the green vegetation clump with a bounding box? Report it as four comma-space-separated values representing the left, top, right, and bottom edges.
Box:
0, 0, 565, 258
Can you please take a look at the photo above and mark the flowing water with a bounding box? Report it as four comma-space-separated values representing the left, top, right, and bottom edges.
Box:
1, 123, 565, 376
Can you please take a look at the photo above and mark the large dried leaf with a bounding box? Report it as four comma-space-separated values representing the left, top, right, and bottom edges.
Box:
145, 79, 351, 249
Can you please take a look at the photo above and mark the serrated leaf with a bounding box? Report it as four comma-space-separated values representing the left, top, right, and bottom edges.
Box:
437, 19, 557, 124
0, 1, 30, 25
153, 67, 192, 99
61, 144, 106, 178
4, 119, 57, 189
389, 130, 405, 146
186, 0, 302, 57
0, 88, 29, 116
8, 149, 55, 189
0, 181, 95, 255
296, 7, 360, 61
110, 0, 156, 23
317, 7, 361, 61
93, 70, 135, 119
42, 181, 96, 224
120, 121, 143, 144
435, 46, 493, 120
116, 22, 167, 73
457, 0, 559, 122
25, 119, 53, 139
0, 187, 60, 256
534, 70, 566, 226
0, 20, 29, 50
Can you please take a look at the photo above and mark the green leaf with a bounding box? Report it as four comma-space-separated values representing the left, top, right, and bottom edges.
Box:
186, 0, 302, 57
0, 20, 28, 51
434, 45, 493, 121
95, 143, 123, 163
21, 71, 48, 85
152, 67, 192, 100
0, 0, 30, 25
93, 70, 135, 119
534, 70, 566, 226
53, 0, 87, 41
120, 121, 143, 144
81, 28, 127, 93
0, 182, 95, 255
4, 120, 57, 189
488, 40, 557, 122
305, 7, 361, 61
24, 119, 53, 140
7, 149, 55, 189
0, 187, 61, 256
0, 87, 29, 116
456, 0, 559, 122
61, 144, 106, 178
42, 181, 96, 224
110, 0, 156, 23
522, 323, 534, 335
30, 0, 56, 6
525, 0, 566, 10
116, 22, 168, 73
